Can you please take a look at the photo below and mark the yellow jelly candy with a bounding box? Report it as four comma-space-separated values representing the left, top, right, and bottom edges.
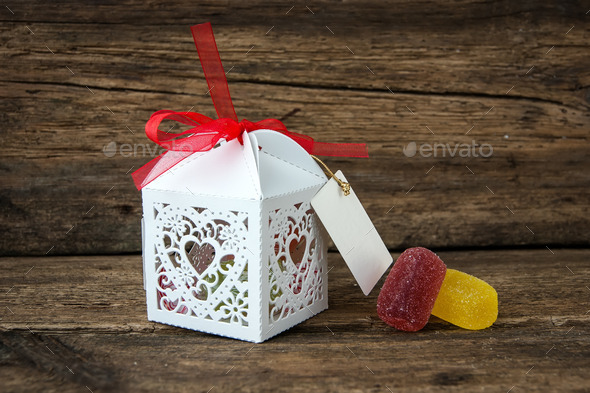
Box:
431, 269, 498, 330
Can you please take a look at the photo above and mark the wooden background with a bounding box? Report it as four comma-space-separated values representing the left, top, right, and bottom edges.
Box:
1, 0, 588, 256
1, 1, 590, 392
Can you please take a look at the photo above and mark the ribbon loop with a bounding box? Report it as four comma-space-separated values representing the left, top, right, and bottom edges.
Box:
191, 23, 238, 121
132, 22, 368, 190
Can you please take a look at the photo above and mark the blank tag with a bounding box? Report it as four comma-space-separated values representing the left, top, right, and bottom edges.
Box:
311, 170, 393, 295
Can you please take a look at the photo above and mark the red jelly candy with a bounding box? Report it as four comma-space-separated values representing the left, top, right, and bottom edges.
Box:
377, 247, 447, 331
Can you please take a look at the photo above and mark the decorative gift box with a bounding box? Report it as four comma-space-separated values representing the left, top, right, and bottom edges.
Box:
132, 23, 367, 342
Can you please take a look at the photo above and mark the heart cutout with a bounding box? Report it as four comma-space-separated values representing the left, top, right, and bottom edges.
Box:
186, 241, 216, 275
289, 236, 307, 267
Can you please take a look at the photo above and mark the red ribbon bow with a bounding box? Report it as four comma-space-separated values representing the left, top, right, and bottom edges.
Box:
132, 22, 368, 190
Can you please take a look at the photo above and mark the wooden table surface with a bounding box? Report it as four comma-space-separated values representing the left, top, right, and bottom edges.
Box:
2, 249, 589, 392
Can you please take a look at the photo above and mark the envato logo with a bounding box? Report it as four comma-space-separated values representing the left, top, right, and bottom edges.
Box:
403, 141, 493, 158
102, 141, 195, 158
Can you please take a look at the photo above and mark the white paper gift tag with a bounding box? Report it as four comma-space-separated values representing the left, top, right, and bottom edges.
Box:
311, 170, 393, 295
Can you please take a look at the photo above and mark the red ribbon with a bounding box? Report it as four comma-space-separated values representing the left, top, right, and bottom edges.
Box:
132, 22, 368, 190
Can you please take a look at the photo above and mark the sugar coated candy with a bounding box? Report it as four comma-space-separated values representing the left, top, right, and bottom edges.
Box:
377, 247, 447, 331
432, 269, 498, 330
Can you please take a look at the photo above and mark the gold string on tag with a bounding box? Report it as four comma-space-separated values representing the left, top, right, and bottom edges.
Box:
311, 155, 351, 196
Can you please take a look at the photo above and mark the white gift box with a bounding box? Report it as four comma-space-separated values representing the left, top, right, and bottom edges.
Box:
141, 129, 329, 342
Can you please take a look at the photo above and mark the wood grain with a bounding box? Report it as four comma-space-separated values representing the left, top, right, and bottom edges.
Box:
1, 249, 589, 392
1, 1, 589, 255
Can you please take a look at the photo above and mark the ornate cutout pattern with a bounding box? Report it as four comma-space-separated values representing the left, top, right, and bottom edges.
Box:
268, 202, 325, 323
152, 203, 250, 326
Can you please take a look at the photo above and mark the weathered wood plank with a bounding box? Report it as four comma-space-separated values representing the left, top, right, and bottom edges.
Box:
1, 80, 588, 254
1, 1, 589, 107
1, 1, 589, 255
0, 250, 589, 392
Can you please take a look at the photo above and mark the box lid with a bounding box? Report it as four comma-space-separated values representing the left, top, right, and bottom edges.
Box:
144, 129, 327, 200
